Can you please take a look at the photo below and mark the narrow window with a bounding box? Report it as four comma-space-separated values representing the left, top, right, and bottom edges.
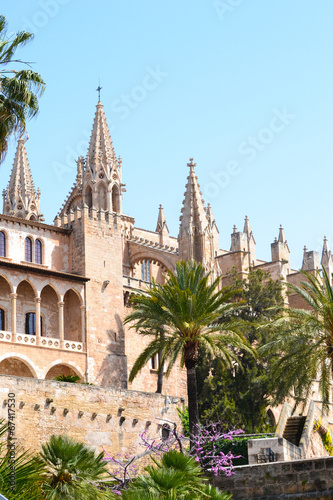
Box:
141, 260, 151, 282
25, 313, 42, 336
0, 309, 5, 330
0, 232, 5, 257
35, 239, 42, 264
25, 237, 32, 262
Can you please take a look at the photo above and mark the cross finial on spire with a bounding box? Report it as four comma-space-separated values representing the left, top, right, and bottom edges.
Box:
96, 80, 102, 102
187, 158, 196, 168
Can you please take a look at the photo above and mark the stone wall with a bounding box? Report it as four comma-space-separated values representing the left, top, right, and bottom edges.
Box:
0, 375, 184, 459
213, 456, 333, 499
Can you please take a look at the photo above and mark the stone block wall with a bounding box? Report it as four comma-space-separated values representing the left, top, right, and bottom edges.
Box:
213, 456, 333, 499
0, 375, 184, 460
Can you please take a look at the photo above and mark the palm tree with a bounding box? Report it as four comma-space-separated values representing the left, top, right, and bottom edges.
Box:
125, 260, 254, 441
121, 449, 232, 499
0, 15, 45, 163
0, 418, 46, 499
262, 268, 333, 410
40, 435, 114, 499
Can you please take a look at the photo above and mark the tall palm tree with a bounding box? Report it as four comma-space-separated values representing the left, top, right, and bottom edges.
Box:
0, 15, 45, 163
40, 435, 114, 499
262, 268, 333, 410
125, 260, 254, 441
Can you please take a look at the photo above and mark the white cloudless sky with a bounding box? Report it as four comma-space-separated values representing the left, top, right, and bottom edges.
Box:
2, 1, 333, 269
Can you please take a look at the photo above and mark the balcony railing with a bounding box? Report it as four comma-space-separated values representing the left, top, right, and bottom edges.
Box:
123, 276, 152, 290
0, 330, 84, 352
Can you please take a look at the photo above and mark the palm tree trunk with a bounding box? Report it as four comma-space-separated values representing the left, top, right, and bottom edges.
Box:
156, 350, 164, 393
186, 362, 199, 447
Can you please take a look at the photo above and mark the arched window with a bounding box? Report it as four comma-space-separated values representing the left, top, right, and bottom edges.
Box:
112, 185, 120, 213
85, 186, 93, 209
141, 260, 151, 282
0, 232, 5, 257
35, 239, 42, 264
0, 309, 5, 330
25, 312, 42, 336
25, 237, 32, 262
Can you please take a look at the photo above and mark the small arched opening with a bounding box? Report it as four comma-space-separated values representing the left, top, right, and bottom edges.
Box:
0, 231, 6, 257
97, 183, 107, 211
84, 185, 93, 209
112, 184, 120, 213
41, 285, 59, 338
0, 276, 11, 330
35, 239, 42, 264
17, 280, 36, 335
64, 289, 82, 342
25, 237, 32, 262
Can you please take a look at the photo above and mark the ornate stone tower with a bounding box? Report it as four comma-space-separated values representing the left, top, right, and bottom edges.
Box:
56, 100, 128, 388
178, 158, 219, 271
83, 101, 124, 213
2, 137, 43, 221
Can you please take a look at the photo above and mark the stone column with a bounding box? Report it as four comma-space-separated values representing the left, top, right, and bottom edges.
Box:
10, 293, 17, 342
35, 297, 41, 346
58, 300, 64, 348
80, 305, 86, 348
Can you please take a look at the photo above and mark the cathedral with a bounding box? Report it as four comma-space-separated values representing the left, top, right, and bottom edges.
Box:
0, 99, 330, 396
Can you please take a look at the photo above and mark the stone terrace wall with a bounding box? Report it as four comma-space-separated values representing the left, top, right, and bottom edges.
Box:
0, 375, 184, 459
213, 456, 333, 499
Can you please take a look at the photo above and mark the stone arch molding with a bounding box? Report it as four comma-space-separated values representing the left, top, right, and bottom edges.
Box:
42, 360, 84, 380
0, 353, 40, 379
130, 249, 175, 274
0, 274, 14, 294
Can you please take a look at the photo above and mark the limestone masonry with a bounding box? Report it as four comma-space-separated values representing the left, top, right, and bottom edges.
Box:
0, 100, 331, 450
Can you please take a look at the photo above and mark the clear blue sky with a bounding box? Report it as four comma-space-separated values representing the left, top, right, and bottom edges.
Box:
2, 1, 333, 269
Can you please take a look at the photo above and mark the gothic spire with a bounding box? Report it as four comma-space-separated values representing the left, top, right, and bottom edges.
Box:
156, 204, 169, 233
243, 215, 251, 235
3, 137, 42, 221
278, 225, 286, 243
86, 100, 118, 179
321, 237, 333, 284
179, 158, 209, 236
322, 236, 330, 260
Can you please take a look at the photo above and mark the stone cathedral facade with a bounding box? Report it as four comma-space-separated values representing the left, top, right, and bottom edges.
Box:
0, 100, 330, 399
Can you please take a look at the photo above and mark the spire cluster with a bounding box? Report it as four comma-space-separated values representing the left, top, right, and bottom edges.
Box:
2, 137, 43, 221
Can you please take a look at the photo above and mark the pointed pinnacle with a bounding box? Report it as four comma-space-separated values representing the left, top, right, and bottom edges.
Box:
278, 225, 286, 243
243, 215, 251, 235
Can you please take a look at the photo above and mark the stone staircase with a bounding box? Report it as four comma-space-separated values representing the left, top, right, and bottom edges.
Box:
282, 416, 306, 446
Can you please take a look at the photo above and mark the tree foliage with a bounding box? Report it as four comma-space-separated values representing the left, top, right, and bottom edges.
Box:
262, 268, 333, 411
197, 268, 284, 432
119, 450, 233, 500
125, 260, 254, 442
0, 15, 45, 163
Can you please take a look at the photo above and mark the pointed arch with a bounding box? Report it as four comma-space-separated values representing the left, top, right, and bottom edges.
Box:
25, 236, 32, 262
64, 288, 82, 342
97, 182, 107, 211
84, 185, 93, 209
41, 284, 60, 338
112, 184, 120, 213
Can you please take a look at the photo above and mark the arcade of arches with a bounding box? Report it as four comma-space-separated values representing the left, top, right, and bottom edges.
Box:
0, 275, 85, 380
